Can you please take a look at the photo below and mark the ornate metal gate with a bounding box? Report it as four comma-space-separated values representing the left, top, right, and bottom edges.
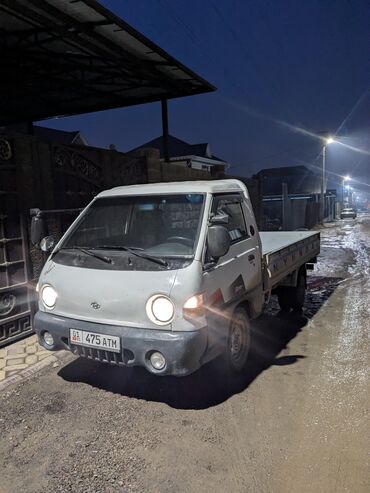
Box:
0, 138, 34, 346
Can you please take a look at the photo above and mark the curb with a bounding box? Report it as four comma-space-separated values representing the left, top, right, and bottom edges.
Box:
0, 351, 70, 392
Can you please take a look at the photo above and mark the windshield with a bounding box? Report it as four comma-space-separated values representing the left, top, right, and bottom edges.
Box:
62, 193, 205, 256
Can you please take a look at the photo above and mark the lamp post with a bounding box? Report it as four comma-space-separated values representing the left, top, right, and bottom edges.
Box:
346, 185, 353, 206
320, 137, 334, 225
342, 175, 350, 207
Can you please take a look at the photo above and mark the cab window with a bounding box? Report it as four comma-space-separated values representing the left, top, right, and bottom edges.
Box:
211, 194, 248, 243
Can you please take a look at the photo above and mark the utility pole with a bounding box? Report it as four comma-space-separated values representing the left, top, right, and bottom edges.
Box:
320, 144, 326, 225
161, 99, 170, 163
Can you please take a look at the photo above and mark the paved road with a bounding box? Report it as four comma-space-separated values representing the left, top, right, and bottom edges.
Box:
1, 215, 369, 493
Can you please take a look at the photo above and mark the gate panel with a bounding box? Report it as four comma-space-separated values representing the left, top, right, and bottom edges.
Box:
0, 137, 33, 346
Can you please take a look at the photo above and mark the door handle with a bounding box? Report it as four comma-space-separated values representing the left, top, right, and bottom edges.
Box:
248, 254, 255, 262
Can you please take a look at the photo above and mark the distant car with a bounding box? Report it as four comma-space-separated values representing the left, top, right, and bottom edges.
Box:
340, 208, 357, 219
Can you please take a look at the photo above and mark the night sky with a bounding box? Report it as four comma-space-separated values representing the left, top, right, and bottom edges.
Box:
39, 0, 370, 193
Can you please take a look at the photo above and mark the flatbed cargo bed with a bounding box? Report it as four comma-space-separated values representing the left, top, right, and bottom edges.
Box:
260, 231, 320, 290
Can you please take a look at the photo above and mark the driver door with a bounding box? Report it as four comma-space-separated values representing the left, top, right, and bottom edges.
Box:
203, 192, 262, 308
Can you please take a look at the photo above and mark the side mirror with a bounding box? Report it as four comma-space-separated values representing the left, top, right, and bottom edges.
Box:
30, 214, 46, 245
40, 235, 55, 253
207, 225, 231, 260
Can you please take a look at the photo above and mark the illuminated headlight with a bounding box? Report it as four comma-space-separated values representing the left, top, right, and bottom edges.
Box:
41, 285, 57, 309
146, 295, 174, 325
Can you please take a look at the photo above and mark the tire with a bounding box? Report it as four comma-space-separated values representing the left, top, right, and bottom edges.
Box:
277, 268, 307, 312
291, 270, 306, 311
277, 287, 291, 312
222, 307, 251, 375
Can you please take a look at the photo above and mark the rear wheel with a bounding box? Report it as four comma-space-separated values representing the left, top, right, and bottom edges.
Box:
277, 286, 291, 312
277, 268, 307, 312
291, 270, 306, 311
222, 307, 251, 375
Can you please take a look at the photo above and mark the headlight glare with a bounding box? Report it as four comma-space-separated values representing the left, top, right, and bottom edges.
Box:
41, 285, 57, 309
183, 293, 205, 318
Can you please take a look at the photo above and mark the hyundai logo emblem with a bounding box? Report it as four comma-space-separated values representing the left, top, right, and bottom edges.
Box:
91, 302, 100, 309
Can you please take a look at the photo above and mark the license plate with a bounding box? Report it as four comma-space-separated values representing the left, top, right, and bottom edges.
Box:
69, 328, 121, 353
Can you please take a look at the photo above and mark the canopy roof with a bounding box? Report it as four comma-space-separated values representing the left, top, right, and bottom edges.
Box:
0, 0, 215, 125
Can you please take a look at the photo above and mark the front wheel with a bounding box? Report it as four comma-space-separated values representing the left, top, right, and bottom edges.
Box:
222, 307, 251, 375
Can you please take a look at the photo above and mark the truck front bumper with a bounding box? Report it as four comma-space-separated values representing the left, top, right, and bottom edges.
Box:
34, 311, 208, 376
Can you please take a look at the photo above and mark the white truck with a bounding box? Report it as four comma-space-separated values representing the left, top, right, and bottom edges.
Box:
33, 180, 320, 376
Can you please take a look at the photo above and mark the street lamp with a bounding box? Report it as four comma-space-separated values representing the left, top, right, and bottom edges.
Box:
321, 137, 335, 224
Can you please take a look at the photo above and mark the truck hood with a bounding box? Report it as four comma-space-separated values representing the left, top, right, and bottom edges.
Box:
38, 261, 178, 329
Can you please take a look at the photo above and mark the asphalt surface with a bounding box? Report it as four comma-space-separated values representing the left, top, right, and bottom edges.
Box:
1, 214, 369, 493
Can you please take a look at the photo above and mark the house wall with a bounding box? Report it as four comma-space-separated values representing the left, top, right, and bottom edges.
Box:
290, 199, 308, 229
261, 196, 328, 231
131, 148, 211, 182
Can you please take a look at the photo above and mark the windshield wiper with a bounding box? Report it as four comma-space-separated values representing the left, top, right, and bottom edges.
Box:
96, 245, 144, 251
94, 245, 168, 267
60, 246, 112, 264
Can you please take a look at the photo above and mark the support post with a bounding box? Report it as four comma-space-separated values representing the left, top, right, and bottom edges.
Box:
320, 145, 326, 224
161, 99, 170, 163
282, 182, 291, 230
342, 179, 344, 208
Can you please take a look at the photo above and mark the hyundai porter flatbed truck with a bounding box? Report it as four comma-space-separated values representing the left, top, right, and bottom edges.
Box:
33, 180, 320, 376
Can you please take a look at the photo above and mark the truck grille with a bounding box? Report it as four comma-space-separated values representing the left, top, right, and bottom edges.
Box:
71, 344, 126, 366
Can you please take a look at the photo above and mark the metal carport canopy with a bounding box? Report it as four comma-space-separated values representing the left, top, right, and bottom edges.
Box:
0, 0, 215, 125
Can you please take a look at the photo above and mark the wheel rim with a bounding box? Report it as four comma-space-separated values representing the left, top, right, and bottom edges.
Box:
229, 313, 250, 370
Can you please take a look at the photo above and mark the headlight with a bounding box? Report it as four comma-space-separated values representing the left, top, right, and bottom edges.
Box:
146, 295, 174, 325
41, 285, 57, 309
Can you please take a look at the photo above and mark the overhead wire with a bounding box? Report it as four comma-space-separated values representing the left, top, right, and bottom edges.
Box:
231, 143, 317, 170
155, 0, 369, 177
156, 0, 254, 100
155, 0, 294, 174
207, 0, 282, 103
